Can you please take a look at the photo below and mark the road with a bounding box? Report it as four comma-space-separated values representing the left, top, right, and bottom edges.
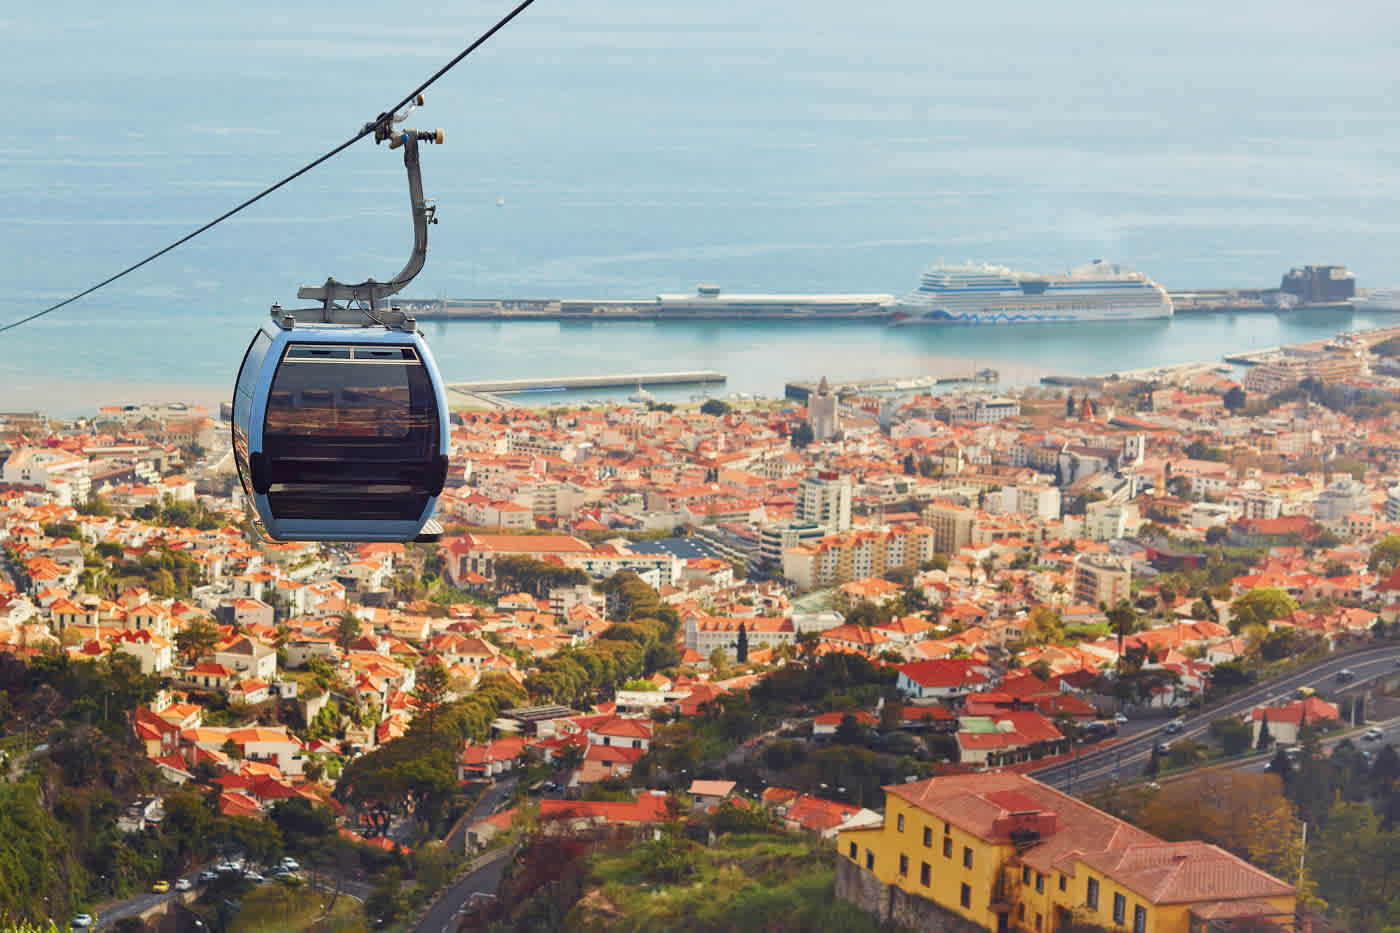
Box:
92, 873, 198, 929
444, 776, 519, 853
411, 847, 514, 933
1032, 643, 1400, 793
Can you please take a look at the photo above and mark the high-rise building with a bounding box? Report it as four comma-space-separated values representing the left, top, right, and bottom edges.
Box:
798, 470, 852, 532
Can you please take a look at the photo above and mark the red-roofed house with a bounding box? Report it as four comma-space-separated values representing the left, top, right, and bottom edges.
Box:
1249, 696, 1340, 747
896, 659, 996, 700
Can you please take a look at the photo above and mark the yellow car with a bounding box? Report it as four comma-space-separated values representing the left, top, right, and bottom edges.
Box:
152, 880, 170, 893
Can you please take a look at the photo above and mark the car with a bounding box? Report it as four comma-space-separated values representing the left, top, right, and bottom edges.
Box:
1363, 727, 1384, 742
1336, 669, 1355, 682
198, 870, 217, 882
72, 915, 93, 929
1394, 655, 1400, 667
1156, 742, 1172, 755
1113, 713, 1129, 725
243, 871, 266, 883
176, 878, 192, 891
279, 857, 300, 871
1164, 721, 1184, 735
152, 880, 170, 893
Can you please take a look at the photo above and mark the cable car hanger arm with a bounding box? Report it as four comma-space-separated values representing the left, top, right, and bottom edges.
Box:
280, 102, 444, 331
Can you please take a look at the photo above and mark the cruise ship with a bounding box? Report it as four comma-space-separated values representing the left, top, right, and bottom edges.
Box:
890, 260, 1173, 325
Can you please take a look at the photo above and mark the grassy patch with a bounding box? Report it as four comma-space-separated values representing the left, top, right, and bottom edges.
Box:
217, 883, 368, 933
565, 832, 895, 933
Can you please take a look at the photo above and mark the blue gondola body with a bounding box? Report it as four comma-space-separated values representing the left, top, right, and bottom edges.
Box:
233, 322, 450, 542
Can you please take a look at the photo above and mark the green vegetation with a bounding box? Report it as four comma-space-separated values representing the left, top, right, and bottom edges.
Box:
210, 879, 368, 933
483, 830, 897, 933
337, 675, 524, 840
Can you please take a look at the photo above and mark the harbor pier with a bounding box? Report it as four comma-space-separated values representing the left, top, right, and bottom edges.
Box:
446, 371, 726, 396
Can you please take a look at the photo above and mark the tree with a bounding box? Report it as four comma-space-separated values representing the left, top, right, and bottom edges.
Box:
1255, 713, 1272, 752
735, 623, 748, 664
709, 647, 730, 679
790, 421, 814, 449
1222, 385, 1247, 411
1208, 716, 1255, 757
1065, 393, 1075, 418
411, 658, 451, 741
336, 612, 362, 652
1368, 534, 1400, 573
174, 618, 221, 664
1134, 771, 1302, 882
699, 399, 731, 417
1229, 587, 1298, 633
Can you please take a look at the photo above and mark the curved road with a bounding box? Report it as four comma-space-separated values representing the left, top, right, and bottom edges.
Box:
1032, 643, 1400, 792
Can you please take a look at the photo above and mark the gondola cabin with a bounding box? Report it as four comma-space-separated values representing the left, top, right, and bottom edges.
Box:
233, 321, 449, 542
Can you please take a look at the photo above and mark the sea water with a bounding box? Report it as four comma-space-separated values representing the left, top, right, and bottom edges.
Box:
3, 0, 1399, 413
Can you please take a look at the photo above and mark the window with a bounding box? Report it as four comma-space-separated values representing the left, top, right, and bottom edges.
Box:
1134, 906, 1147, 933
1113, 893, 1126, 924
899, 854, 908, 876
1059, 874, 1067, 892
943, 837, 953, 858
1087, 878, 1100, 910
1036, 873, 1044, 894
921, 862, 931, 887
897, 813, 904, 832
848, 842, 857, 859
1022, 867, 1032, 885
1035, 914, 1042, 931
923, 826, 933, 847
866, 850, 875, 871
963, 847, 973, 868
944, 821, 951, 835
960, 883, 971, 908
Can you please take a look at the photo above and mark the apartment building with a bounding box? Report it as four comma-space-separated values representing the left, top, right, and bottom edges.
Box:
781, 525, 936, 591
837, 773, 1295, 933
1072, 553, 1132, 608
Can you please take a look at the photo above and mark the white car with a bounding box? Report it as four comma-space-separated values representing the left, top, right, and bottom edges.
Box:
72, 915, 93, 929
279, 857, 300, 871
175, 878, 192, 891
1113, 713, 1128, 725
1363, 727, 1384, 742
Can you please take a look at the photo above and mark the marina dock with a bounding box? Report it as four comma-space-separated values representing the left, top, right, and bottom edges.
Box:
446, 371, 726, 395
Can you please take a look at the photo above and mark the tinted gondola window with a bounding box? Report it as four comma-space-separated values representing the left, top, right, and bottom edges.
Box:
232, 331, 272, 499
261, 344, 440, 521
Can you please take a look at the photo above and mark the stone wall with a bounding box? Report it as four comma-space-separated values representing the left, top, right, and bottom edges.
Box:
836, 857, 989, 933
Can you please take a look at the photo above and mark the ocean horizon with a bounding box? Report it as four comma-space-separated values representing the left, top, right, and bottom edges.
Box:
4, 0, 1399, 413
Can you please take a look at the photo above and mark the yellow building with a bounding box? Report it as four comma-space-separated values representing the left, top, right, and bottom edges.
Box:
836, 773, 1296, 933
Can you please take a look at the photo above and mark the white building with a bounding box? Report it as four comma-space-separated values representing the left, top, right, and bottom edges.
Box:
797, 471, 852, 532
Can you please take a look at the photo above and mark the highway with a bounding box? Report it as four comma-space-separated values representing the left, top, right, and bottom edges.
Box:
1031, 643, 1400, 793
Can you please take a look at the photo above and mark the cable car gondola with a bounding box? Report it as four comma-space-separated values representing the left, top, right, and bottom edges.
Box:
232, 103, 451, 542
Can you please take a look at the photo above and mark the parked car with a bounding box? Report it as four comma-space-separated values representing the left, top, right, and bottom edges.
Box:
1363, 727, 1384, 742
175, 878, 192, 891
152, 880, 170, 893
72, 915, 93, 929
1113, 713, 1129, 725
279, 857, 300, 871
198, 870, 217, 882
243, 871, 266, 884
